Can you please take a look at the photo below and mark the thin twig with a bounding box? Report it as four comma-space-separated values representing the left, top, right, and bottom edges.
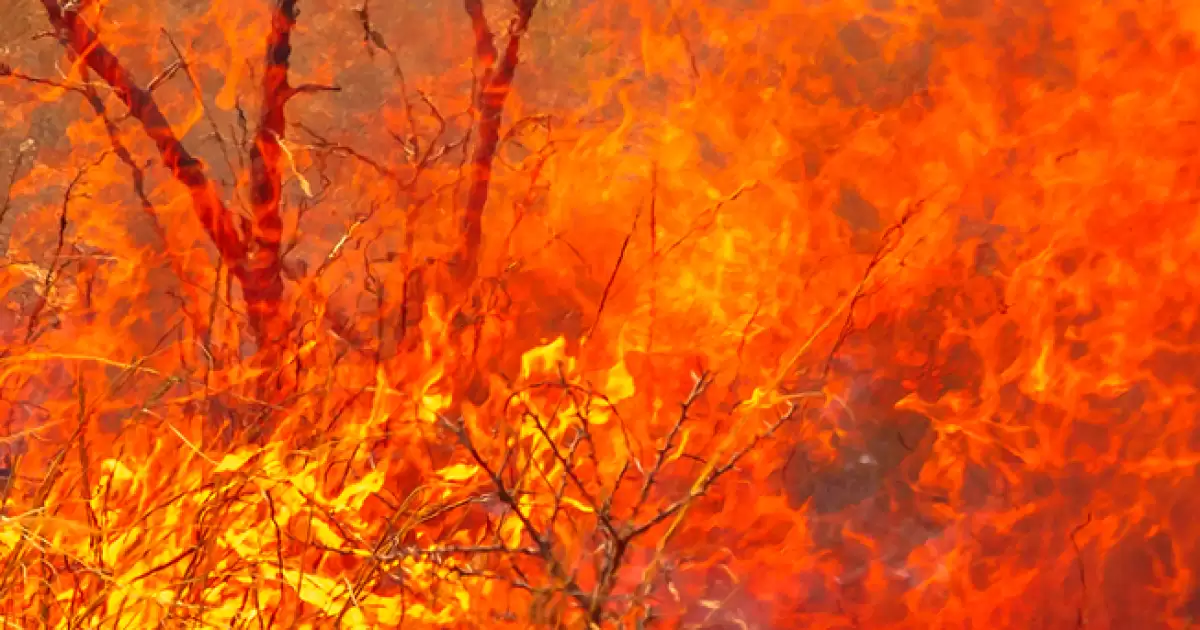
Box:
631, 371, 711, 519
0, 137, 35, 257
587, 205, 640, 341
438, 413, 597, 618
24, 151, 110, 343
821, 199, 924, 378
160, 29, 250, 216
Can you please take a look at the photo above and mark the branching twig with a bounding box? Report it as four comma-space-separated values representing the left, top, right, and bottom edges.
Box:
438, 413, 597, 618
292, 122, 405, 185
631, 371, 711, 519
160, 29, 249, 215
24, 151, 110, 343
626, 393, 816, 620
35, 1, 339, 356
518, 407, 613, 535
821, 199, 924, 378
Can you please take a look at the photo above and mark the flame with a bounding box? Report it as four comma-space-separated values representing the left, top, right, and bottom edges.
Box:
1, 0, 1199, 627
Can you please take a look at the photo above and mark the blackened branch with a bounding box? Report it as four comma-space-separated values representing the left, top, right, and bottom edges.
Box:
822, 199, 923, 379
77, 75, 163, 240
3, 56, 208, 335
0, 135, 34, 256
161, 29, 250, 217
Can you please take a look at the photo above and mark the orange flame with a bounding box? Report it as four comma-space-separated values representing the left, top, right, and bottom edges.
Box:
1, 0, 1199, 627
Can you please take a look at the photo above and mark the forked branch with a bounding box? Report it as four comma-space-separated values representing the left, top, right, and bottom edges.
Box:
38, 0, 336, 352
38, 0, 247, 269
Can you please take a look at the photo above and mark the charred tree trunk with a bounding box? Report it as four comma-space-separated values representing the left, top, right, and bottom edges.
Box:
458, 0, 538, 287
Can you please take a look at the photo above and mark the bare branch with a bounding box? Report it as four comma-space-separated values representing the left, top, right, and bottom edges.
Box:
437, 413, 598, 618
588, 204, 641, 341
293, 122, 405, 185
821, 198, 925, 379
631, 371, 712, 519
160, 29, 250, 215
24, 150, 110, 343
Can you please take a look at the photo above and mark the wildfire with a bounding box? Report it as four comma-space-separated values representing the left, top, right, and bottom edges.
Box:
0, 0, 1198, 627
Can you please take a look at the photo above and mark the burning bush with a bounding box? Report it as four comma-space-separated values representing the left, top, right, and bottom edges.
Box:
1, 0, 1198, 627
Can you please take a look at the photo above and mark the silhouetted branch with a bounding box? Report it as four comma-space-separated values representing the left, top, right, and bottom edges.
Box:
293, 122, 405, 184
821, 197, 925, 379
631, 371, 712, 519
588, 205, 641, 341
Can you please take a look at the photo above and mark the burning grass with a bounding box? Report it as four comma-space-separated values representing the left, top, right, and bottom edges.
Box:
1, 0, 1199, 627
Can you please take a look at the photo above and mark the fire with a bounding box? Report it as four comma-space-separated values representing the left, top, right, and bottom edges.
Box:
1, 0, 1198, 627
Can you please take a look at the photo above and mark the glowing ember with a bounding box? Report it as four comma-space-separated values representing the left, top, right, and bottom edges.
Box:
0, 0, 1197, 627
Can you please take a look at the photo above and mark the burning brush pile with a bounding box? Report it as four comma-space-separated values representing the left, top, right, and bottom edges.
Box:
0, 0, 1198, 627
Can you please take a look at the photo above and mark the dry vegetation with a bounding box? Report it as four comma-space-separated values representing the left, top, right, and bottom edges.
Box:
1, 0, 1199, 628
